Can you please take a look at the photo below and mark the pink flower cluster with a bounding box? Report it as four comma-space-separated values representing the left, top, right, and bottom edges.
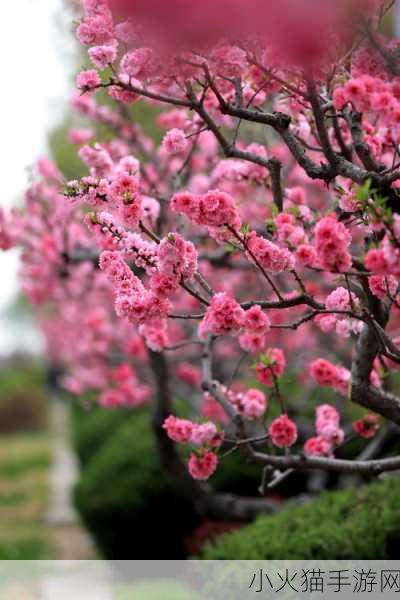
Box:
309, 359, 350, 396
100, 250, 171, 326
162, 128, 189, 155
199, 295, 271, 343
171, 189, 242, 233
256, 348, 286, 388
199, 292, 245, 337
314, 216, 352, 273
317, 286, 363, 338
157, 233, 198, 285
163, 415, 223, 480
333, 75, 400, 144
76, 69, 101, 91
176, 362, 202, 388
188, 450, 218, 481
238, 305, 271, 353
304, 404, 344, 457
246, 231, 294, 274
76, 2, 114, 47
269, 414, 297, 448
235, 388, 267, 420
368, 275, 398, 300
365, 217, 400, 279
353, 414, 380, 439
99, 363, 150, 408
111, 177, 143, 229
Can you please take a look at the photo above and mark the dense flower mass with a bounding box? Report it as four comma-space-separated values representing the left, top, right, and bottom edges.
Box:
269, 414, 298, 448
4, 0, 400, 495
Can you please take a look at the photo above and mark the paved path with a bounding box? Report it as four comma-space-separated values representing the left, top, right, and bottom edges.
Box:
45, 398, 96, 560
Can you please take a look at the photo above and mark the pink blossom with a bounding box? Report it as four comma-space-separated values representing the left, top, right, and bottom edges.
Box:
295, 244, 317, 267
120, 47, 156, 79
256, 348, 286, 388
246, 231, 294, 273
368, 275, 398, 299
353, 414, 380, 439
238, 332, 266, 354
243, 305, 271, 334
163, 415, 194, 443
199, 190, 241, 230
304, 436, 333, 457
76, 69, 101, 91
365, 248, 388, 273
318, 423, 344, 446
190, 422, 219, 446
315, 403, 340, 429
314, 215, 352, 273
269, 414, 297, 448
99, 388, 124, 408
325, 287, 358, 312
176, 362, 202, 387
310, 359, 350, 396
240, 389, 267, 419
68, 128, 94, 145
89, 43, 118, 69
199, 292, 245, 337
188, 450, 218, 480
162, 128, 189, 155
157, 233, 198, 281
202, 394, 229, 424
76, 15, 114, 46
170, 191, 200, 220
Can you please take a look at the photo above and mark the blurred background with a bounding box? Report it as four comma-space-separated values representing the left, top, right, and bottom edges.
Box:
0, 0, 85, 561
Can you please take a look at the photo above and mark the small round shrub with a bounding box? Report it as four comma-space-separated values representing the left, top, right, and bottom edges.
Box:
74, 412, 198, 558
202, 476, 400, 559
73, 406, 262, 558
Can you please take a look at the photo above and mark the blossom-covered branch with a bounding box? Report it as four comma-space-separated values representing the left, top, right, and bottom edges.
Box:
4, 0, 400, 517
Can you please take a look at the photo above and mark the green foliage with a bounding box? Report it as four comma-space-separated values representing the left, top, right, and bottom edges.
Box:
74, 411, 198, 558
0, 434, 52, 559
48, 121, 87, 181
0, 363, 47, 434
72, 404, 261, 558
202, 476, 400, 559
71, 403, 133, 468
355, 178, 393, 225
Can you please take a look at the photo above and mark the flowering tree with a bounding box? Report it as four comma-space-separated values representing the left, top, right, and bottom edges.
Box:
4, 0, 400, 520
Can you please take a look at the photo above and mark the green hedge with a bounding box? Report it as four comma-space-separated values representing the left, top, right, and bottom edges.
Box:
202, 476, 400, 559
71, 404, 132, 468
72, 405, 261, 558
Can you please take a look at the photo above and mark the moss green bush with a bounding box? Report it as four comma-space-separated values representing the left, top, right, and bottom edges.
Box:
74, 412, 198, 558
71, 404, 133, 468
202, 476, 400, 559
72, 405, 261, 558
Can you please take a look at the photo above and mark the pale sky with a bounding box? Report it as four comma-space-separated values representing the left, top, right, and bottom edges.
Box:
0, 0, 75, 354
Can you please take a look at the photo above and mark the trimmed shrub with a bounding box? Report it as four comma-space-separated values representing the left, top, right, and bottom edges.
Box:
71, 404, 133, 468
73, 405, 261, 558
202, 476, 400, 559
74, 412, 198, 558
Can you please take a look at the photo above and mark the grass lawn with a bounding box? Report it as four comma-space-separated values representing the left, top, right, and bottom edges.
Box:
0, 434, 52, 559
